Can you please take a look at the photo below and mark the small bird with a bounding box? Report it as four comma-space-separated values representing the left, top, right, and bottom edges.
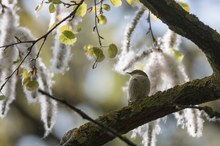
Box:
127, 70, 150, 104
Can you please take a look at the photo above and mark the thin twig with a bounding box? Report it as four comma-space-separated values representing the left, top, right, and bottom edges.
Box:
60, 0, 77, 8
32, 37, 47, 69
38, 89, 137, 146
0, 45, 34, 91
93, 0, 103, 47
0, 40, 35, 49
146, 11, 156, 42
92, 57, 98, 69
35, 37, 47, 60
91, 0, 104, 69
0, 0, 85, 91
99, 0, 104, 14
45, 0, 78, 8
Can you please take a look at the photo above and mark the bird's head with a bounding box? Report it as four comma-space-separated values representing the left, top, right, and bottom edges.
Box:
127, 70, 148, 77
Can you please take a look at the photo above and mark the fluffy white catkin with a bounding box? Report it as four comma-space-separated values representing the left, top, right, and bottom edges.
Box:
38, 60, 57, 137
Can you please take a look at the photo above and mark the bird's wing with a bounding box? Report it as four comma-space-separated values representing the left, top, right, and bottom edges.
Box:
128, 77, 141, 102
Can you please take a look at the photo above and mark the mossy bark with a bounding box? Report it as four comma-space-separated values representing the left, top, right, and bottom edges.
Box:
60, 0, 220, 145
61, 76, 220, 146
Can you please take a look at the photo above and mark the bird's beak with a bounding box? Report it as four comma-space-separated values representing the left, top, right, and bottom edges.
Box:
126, 72, 131, 75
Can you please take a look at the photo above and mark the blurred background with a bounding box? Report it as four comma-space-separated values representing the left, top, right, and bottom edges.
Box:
0, 0, 220, 146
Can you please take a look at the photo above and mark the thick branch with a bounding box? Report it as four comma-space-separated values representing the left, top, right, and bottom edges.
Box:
61, 75, 220, 146
140, 0, 220, 77
60, 1, 220, 145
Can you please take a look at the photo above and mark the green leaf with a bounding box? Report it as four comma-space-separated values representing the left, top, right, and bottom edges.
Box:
52, 0, 61, 4
84, 46, 105, 62
97, 50, 105, 62
108, 43, 118, 58
102, 4, 111, 11
59, 25, 73, 32
0, 95, 6, 100
98, 14, 107, 25
25, 80, 39, 91
59, 30, 77, 45
91, 6, 98, 13
49, 3, 56, 13
178, 2, 190, 12
92, 47, 105, 62
126, 0, 140, 5
76, 2, 87, 17
171, 48, 184, 62
110, 0, 122, 7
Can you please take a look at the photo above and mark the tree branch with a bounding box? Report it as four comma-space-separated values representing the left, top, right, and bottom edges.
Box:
139, 0, 220, 77
60, 75, 220, 146
59, 1, 220, 145
38, 89, 136, 146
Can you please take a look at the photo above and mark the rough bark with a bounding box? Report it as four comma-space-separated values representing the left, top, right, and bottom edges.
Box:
140, 0, 220, 77
60, 0, 220, 145
60, 76, 220, 146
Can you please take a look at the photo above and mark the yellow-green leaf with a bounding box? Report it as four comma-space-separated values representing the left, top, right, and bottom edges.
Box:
108, 43, 118, 58
110, 0, 122, 7
76, 26, 82, 33
171, 48, 184, 62
89, 46, 100, 56
22, 69, 32, 85
59, 30, 77, 45
98, 14, 107, 25
49, 3, 56, 13
178, 2, 190, 12
59, 25, 73, 32
97, 50, 105, 62
126, 0, 140, 5
23, 76, 31, 85
76, 2, 87, 17
25, 80, 39, 91
102, 4, 111, 11
84, 46, 105, 62
52, 0, 61, 4
91, 6, 98, 13
22, 69, 29, 79
48, 22, 58, 31
91, 47, 105, 62
84, 45, 93, 53
35, 4, 43, 11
